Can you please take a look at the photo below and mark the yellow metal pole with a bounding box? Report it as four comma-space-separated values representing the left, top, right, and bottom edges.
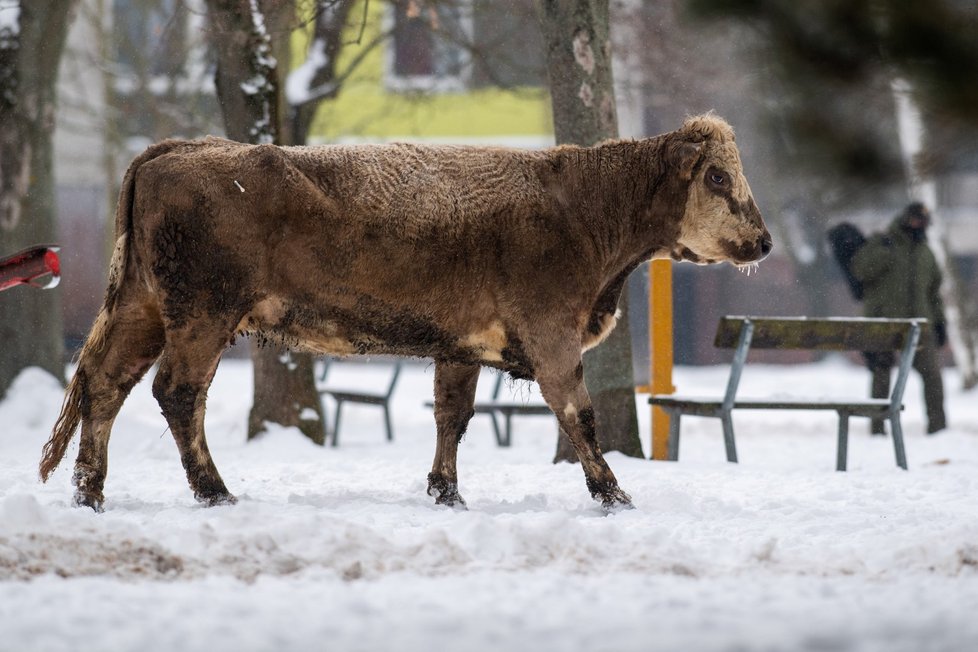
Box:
649, 259, 675, 460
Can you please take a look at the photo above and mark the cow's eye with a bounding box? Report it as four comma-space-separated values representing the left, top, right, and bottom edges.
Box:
709, 172, 726, 186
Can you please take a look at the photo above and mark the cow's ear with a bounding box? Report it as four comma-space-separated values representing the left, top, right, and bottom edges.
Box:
676, 141, 705, 181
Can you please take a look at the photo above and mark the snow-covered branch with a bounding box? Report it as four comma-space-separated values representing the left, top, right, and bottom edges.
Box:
0, 0, 24, 230
285, 0, 357, 108
243, 0, 277, 143
0, 0, 20, 107
0, 0, 19, 37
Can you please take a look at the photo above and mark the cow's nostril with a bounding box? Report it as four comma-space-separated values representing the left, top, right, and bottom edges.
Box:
760, 237, 773, 256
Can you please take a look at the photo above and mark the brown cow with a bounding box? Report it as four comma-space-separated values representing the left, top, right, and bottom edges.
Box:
39, 114, 771, 512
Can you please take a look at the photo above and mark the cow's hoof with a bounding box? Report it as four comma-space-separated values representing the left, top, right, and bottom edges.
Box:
435, 491, 468, 510
599, 487, 634, 513
196, 491, 237, 507
72, 490, 105, 513
71, 468, 105, 512
427, 473, 467, 510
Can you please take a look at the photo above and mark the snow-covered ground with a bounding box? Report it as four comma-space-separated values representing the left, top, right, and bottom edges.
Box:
2, 356, 977, 652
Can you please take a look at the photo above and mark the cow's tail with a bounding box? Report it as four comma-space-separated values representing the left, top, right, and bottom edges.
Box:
39, 140, 184, 482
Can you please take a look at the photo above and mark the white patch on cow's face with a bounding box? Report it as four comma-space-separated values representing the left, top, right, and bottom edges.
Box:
461, 322, 508, 362
563, 403, 578, 420
674, 142, 771, 267
582, 309, 620, 352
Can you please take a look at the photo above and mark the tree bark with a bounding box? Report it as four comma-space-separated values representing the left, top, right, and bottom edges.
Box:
892, 78, 978, 390
538, 0, 643, 461
0, 0, 75, 398
207, 0, 280, 145
206, 0, 326, 444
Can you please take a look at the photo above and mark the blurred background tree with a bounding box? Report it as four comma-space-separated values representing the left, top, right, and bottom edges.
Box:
0, 1, 76, 399
539, 0, 643, 462
686, 0, 978, 174
685, 0, 978, 386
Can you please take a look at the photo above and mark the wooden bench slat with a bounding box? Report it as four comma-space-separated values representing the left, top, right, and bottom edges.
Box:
323, 391, 390, 405
715, 316, 926, 352
473, 402, 552, 415
651, 396, 893, 410
731, 399, 893, 410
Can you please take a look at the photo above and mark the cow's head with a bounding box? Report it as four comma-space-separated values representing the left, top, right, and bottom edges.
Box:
669, 114, 772, 268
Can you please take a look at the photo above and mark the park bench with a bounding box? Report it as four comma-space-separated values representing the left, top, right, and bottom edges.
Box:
475, 373, 553, 446
649, 316, 925, 471
425, 371, 554, 446
318, 359, 402, 446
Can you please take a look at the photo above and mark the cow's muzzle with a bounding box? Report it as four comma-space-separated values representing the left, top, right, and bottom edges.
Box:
728, 232, 773, 265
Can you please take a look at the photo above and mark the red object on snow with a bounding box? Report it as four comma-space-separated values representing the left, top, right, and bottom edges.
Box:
0, 245, 61, 292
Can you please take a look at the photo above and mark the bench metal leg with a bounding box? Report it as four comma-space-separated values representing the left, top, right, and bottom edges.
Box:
720, 411, 738, 463
331, 400, 343, 447
503, 411, 513, 447
890, 411, 908, 470
488, 412, 504, 447
836, 411, 849, 472
383, 404, 394, 442
667, 411, 681, 461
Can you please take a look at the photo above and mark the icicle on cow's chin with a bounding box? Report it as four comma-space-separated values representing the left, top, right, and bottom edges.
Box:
736, 262, 760, 276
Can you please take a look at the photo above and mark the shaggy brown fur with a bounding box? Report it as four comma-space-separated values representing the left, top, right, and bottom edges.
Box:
40, 114, 771, 511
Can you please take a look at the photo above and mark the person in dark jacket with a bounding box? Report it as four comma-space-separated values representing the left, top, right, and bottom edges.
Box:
851, 202, 947, 434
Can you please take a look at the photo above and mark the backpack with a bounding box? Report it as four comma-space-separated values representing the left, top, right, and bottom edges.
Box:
827, 222, 866, 301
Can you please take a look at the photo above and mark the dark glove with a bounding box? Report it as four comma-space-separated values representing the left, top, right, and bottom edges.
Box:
935, 322, 947, 347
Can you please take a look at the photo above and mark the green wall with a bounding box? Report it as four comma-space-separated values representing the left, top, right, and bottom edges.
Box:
298, 1, 553, 144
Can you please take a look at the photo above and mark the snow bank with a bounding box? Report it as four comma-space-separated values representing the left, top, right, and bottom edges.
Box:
2, 358, 977, 651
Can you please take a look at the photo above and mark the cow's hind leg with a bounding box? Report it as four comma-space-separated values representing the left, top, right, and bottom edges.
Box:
427, 362, 480, 508
152, 323, 235, 506
537, 353, 633, 511
72, 298, 165, 511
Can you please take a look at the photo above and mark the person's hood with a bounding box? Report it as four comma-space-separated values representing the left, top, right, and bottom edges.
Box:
887, 214, 924, 244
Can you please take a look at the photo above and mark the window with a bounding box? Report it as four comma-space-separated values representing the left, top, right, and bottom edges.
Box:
385, 0, 545, 94
386, 1, 473, 92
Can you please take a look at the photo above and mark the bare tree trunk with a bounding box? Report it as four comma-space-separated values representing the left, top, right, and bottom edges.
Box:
892, 78, 978, 390
0, 1, 75, 397
285, 0, 357, 143
538, 0, 642, 461
206, 0, 326, 444
94, 0, 121, 263
207, 0, 280, 145
246, 348, 324, 443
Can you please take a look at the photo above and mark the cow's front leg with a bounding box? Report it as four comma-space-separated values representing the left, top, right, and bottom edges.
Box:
427, 362, 480, 508
537, 354, 633, 511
